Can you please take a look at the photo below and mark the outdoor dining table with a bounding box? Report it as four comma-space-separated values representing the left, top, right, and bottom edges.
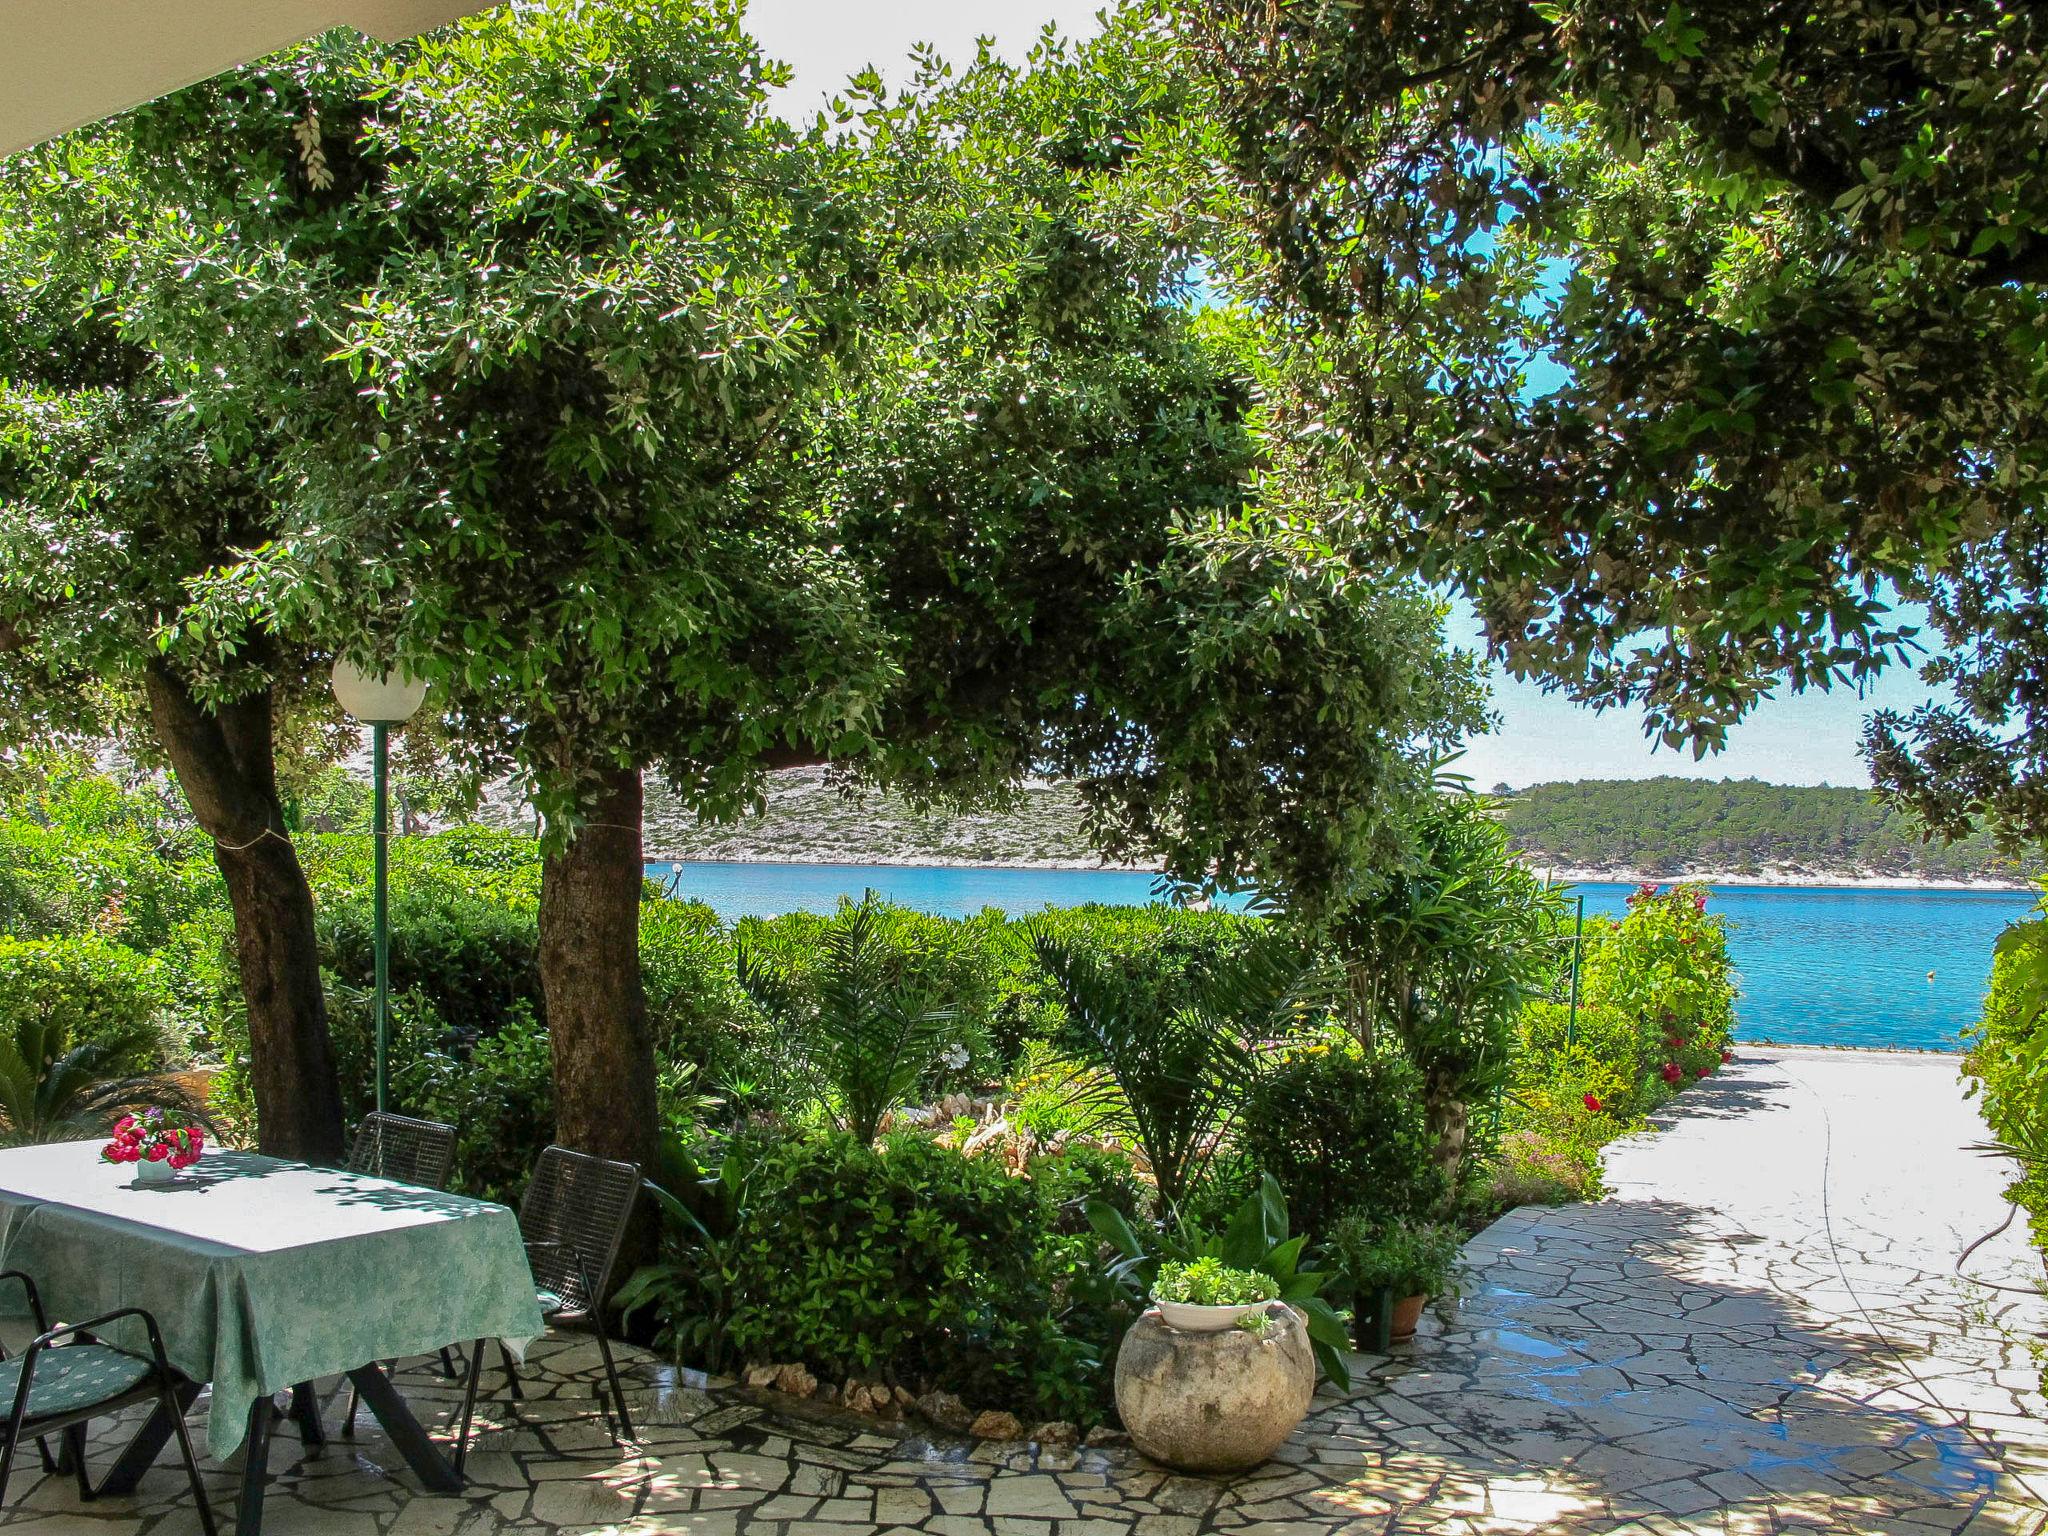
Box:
0, 1140, 545, 1535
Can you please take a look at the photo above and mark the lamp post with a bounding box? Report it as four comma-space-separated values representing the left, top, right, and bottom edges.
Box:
330, 659, 428, 1115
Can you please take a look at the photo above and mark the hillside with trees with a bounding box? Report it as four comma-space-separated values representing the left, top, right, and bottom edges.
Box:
1498, 779, 2037, 886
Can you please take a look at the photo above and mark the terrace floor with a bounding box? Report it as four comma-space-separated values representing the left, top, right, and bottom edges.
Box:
12, 1046, 2048, 1535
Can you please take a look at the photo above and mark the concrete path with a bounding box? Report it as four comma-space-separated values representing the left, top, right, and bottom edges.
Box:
10, 1047, 2047, 1534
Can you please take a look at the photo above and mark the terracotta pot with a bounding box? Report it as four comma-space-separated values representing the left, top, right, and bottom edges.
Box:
1388, 1293, 1427, 1340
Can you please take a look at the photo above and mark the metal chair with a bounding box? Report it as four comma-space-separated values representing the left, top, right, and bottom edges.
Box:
346, 1110, 457, 1189
340, 1111, 459, 1438
0, 1272, 215, 1536
483, 1146, 642, 1443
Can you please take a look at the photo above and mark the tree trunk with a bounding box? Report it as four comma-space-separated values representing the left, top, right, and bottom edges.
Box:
1422, 1071, 1468, 1198
145, 663, 345, 1161
538, 764, 660, 1271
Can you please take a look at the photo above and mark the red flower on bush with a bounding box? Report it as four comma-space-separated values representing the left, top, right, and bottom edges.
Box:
1661, 1061, 1682, 1084
1583, 1093, 1602, 1112
1693, 891, 1708, 913
1721, 1048, 1734, 1064
1695, 1065, 1711, 1078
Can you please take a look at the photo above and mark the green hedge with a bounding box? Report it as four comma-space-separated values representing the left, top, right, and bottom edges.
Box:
0, 934, 174, 1071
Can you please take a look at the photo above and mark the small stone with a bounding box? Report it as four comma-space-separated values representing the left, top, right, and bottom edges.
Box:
917, 1389, 975, 1432
1029, 1420, 1079, 1446
1084, 1426, 1130, 1448
743, 1363, 778, 1388
892, 1385, 917, 1411
969, 1409, 1025, 1440
773, 1362, 818, 1398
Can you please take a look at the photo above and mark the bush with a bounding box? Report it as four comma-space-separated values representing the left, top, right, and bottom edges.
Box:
318, 882, 541, 1042
1237, 1039, 1445, 1237
0, 935, 174, 1071
718, 1131, 1094, 1421
1964, 900, 2048, 1250
399, 1003, 556, 1204
641, 898, 757, 1093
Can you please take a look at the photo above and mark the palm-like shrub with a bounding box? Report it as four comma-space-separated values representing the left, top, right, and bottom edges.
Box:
0, 1013, 206, 1146
737, 901, 957, 1143
1026, 921, 1313, 1214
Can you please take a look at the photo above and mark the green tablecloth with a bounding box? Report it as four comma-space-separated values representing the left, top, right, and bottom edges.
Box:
0, 1142, 544, 1457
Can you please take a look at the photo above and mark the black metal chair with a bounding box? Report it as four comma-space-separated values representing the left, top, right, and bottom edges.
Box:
483, 1146, 642, 1443
340, 1112, 460, 1438
346, 1111, 458, 1190
0, 1272, 214, 1536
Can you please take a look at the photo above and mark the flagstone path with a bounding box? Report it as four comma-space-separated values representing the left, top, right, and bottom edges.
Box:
10, 1046, 2047, 1534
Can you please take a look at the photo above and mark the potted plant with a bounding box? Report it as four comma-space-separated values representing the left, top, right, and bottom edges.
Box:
102, 1109, 206, 1183
1151, 1257, 1280, 1333
1331, 1215, 1462, 1347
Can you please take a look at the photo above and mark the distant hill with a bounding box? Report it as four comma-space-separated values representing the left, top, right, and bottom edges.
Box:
1498, 777, 2038, 887
474, 766, 2040, 888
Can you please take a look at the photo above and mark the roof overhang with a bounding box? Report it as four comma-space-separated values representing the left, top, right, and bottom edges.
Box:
1, 1, 500, 158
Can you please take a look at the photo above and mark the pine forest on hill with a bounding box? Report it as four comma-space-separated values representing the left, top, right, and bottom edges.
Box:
1496, 777, 2037, 885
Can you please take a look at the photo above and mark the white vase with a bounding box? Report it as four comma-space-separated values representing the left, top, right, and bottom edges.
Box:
135, 1158, 174, 1184
1153, 1299, 1269, 1333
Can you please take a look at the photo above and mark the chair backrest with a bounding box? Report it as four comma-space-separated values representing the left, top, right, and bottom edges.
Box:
517, 1145, 641, 1317
347, 1111, 458, 1190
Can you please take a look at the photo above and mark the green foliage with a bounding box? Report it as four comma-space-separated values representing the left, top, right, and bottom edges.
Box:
719, 1132, 1096, 1421
737, 901, 963, 1143
1026, 918, 1307, 1212
318, 883, 539, 1043
0, 1014, 206, 1146
1151, 1257, 1276, 1307
1237, 1039, 1445, 1239
1964, 893, 2048, 1252
1328, 1216, 1463, 1302
1166, 1, 2048, 848
1333, 791, 1565, 1189
0, 935, 175, 1071
1500, 778, 2037, 883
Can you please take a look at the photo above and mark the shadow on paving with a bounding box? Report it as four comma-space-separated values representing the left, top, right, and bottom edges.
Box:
4, 1197, 2044, 1535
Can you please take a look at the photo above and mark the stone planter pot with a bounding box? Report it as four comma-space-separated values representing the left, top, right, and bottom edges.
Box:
1114, 1304, 1315, 1474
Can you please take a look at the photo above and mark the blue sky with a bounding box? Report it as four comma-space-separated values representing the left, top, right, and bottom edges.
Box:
1446, 594, 1946, 790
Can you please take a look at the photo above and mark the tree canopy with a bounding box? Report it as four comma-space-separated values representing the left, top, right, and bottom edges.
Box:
0, 2, 1489, 1164
1165, 0, 2048, 847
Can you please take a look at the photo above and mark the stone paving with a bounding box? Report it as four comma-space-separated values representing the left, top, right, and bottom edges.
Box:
8, 1046, 2048, 1534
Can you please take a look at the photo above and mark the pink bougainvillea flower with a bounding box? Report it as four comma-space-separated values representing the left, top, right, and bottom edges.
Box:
113, 1114, 136, 1133
1695, 1065, 1712, 1078
1661, 1062, 1682, 1084
1694, 892, 1708, 912
1721, 1048, 1734, 1063
1582, 1093, 1602, 1112
144, 1144, 167, 1162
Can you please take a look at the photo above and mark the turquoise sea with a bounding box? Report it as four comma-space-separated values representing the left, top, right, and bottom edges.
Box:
645, 860, 2040, 1053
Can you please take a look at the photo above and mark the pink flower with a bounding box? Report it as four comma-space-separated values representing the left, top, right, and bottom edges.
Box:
1693, 892, 1708, 913
1721, 1048, 1734, 1063
1661, 1062, 1682, 1084
1695, 1065, 1711, 1078
144, 1144, 167, 1162
1582, 1093, 1602, 1112
113, 1115, 136, 1133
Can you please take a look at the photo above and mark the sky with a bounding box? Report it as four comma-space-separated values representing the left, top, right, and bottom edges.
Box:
739, 0, 1947, 792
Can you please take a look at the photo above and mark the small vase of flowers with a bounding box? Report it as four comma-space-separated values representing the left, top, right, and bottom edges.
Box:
102, 1109, 205, 1183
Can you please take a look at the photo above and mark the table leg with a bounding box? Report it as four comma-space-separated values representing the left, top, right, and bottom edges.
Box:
453, 1339, 485, 1481
237, 1396, 274, 1536
287, 1382, 325, 1448
343, 1362, 462, 1493
96, 1379, 203, 1496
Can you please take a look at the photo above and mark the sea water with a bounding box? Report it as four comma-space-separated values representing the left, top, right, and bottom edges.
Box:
645, 860, 2040, 1052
